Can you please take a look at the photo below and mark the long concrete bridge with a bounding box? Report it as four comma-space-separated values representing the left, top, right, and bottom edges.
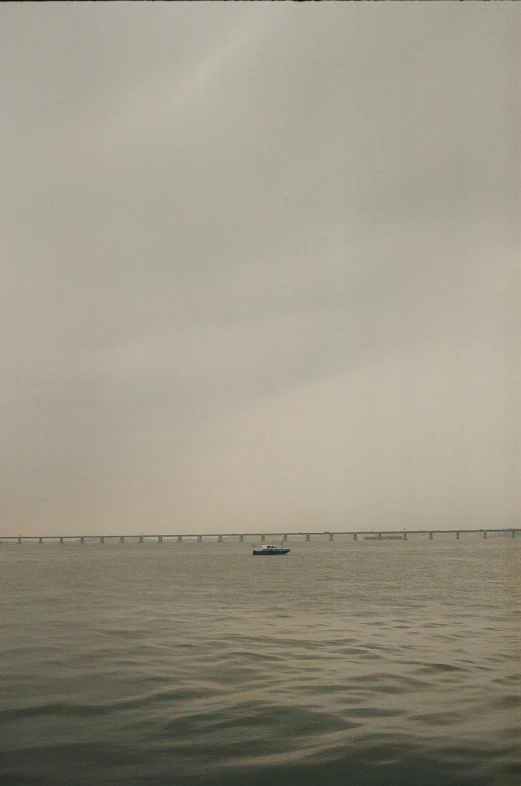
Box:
1, 528, 520, 545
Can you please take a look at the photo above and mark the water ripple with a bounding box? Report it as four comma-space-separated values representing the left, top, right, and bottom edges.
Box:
1, 540, 520, 785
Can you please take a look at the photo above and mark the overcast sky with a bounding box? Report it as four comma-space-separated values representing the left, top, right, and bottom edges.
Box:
1, 4, 519, 536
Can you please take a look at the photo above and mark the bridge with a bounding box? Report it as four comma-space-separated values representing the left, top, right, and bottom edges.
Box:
0, 528, 520, 545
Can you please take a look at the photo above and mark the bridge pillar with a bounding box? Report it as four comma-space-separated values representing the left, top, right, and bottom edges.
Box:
456, 532, 460, 540
260, 534, 266, 543
59, 537, 64, 544
119, 536, 124, 543
217, 535, 223, 542
177, 535, 183, 543
353, 533, 358, 541
99, 536, 104, 544
138, 536, 144, 543
403, 532, 408, 540
39, 537, 43, 544
305, 533, 311, 541
80, 537, 85, 544
378, 532, 382, 540
329, 533, 334, 541
282, 534, 288, 542
239, 534, 244, 542
483, 531, 487, 539
17, 537, 22, 544
512, 530, 516, 539
157, 536, 163, 543
197, 535, 202, 542
429, 532, 433, 540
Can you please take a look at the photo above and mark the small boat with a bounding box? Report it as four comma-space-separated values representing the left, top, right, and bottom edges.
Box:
252, 543, 290, 555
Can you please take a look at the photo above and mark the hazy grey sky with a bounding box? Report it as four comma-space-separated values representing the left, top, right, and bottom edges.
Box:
1, 4, 519, 535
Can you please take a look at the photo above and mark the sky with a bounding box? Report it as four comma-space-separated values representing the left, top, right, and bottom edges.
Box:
1, 3, 519, 536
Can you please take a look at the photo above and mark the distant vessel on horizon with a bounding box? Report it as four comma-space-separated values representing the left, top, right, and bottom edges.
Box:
252, 543, 291, 555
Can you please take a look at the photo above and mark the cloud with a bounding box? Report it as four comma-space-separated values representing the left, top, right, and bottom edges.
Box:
0, 5, 518, 534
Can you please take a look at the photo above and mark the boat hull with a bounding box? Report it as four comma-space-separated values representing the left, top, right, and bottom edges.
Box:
252, 549, 290, 555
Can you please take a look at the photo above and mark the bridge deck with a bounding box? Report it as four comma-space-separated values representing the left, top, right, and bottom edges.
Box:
1, 528, 520, 544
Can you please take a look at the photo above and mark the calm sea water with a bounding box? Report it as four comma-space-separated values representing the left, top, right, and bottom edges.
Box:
1, 540, 520, 786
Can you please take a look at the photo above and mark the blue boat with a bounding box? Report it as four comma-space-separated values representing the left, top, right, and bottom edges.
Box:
252, 543, 290, 556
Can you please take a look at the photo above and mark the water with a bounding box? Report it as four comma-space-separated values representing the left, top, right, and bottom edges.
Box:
1, 540, 520, 785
